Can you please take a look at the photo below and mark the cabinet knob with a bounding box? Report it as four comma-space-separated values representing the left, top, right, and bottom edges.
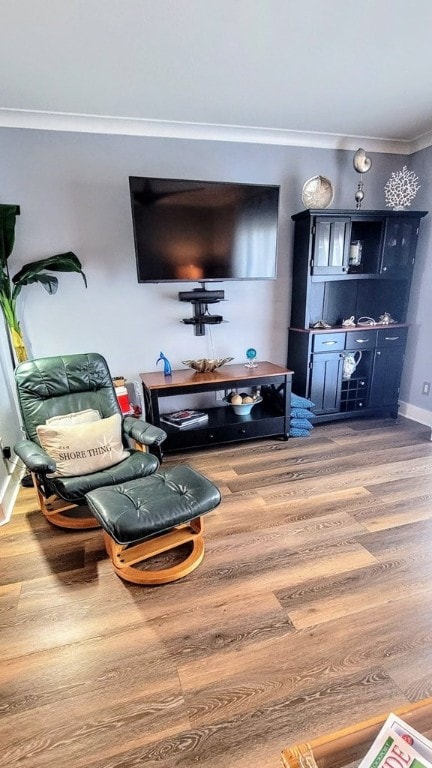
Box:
376, 351, 381, 356
382, 266, 387, 272
239, 428, 246, 435
208, 433, 215, 439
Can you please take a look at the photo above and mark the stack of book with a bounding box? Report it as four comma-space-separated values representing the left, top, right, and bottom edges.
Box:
160, 409, 208, 429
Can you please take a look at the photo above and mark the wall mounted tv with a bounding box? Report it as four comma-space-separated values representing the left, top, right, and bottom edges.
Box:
129, 176, 280, 282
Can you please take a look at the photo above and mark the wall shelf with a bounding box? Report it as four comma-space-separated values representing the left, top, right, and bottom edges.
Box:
178, 286, 225, 336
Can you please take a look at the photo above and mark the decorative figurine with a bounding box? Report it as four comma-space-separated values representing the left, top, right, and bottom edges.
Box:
342, 316, 356, 327
156, 351, 172, 376
357, 316, 376, 326
310, 320, 332, 329
245, 348, 258, 368
378, 312, 397, 325
353, 148, 372, 209
384, 166, 420, 210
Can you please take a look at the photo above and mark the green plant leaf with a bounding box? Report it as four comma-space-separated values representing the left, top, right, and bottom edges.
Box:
12, 252, 87, 298
19, 273, 59, 294
0, 205, 19, 268
0, 268, 11, 299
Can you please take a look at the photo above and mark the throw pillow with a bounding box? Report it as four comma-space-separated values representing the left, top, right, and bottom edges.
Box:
290, 407, 315, 419
290, 417, 314, 430
289, 426, 313, 438
291, 393, 316, 409
37, 413, 129, 477
46, 408, 101, 426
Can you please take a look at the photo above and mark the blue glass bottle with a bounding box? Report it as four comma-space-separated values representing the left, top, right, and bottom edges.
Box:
156, 352, 172, 376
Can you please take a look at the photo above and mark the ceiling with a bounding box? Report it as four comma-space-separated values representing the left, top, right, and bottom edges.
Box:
2, 0, 432, 153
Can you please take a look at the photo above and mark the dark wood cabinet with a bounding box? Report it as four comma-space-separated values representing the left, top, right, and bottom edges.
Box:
288, 209, 427, 423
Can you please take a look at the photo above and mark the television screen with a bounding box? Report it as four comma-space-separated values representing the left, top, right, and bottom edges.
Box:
129, 177, 280, 282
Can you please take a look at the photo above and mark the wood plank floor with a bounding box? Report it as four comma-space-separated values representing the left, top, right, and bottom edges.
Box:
1, 416, 432, 768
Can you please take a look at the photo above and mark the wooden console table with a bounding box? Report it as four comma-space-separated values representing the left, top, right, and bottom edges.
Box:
140, 361, 293, 453
281, 698, 432, 768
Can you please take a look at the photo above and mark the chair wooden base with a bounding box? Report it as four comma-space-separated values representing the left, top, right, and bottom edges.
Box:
102, 516, 206, 585
32, 474, 101, 530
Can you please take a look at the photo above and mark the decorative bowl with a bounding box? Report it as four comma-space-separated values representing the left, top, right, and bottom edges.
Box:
302, 175, 334, 209
224, 396, 262, 415
182, 357, 234, 373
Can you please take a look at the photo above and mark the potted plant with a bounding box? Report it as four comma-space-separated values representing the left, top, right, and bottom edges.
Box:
0, 204, 87, 363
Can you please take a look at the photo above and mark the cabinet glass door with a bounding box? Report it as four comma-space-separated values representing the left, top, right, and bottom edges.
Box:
381, 218, 420, 275
312, 218, 351, 274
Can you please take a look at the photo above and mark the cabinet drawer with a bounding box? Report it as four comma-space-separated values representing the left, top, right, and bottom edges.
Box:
195, 418, 285, 446
312, 333, 345, 352
345, 330, 377, 350
163, 428, 198, 451
377, 327, 408, 347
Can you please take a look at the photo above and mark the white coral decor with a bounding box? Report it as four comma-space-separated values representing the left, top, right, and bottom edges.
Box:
384, 166, 420, 210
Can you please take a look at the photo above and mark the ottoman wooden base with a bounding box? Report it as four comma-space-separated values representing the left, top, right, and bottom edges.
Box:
86, 466, 221, 585
102, 516, 205, 585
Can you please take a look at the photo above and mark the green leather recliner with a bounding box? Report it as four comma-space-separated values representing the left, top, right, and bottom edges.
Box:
14, 352, 167, 529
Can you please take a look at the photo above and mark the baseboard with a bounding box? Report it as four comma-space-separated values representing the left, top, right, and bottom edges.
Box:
398, 400, 432, 436
0, 460, 25, 526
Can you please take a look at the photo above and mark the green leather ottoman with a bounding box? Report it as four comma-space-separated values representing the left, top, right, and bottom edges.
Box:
86, 465, 221, 585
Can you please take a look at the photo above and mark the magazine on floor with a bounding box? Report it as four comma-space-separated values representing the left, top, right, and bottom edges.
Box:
358, 714, 432, 768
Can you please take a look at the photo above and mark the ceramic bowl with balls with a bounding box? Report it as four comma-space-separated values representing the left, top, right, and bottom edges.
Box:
224, 392, 263, 415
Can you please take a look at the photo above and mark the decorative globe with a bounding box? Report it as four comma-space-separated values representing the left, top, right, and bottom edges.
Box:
245, 348, 257, 368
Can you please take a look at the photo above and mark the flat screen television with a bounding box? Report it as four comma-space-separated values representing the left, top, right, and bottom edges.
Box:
129, 176, 280, 282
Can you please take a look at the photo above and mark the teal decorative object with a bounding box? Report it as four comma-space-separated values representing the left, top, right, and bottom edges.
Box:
245, 347, 257, 368
156, 352, 172, 376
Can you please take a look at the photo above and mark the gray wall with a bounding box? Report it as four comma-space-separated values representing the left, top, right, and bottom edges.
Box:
400, 146, 432, 411
0, 126, 430, 503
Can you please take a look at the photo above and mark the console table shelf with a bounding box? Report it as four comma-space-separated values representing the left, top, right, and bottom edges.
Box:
140, 362, 293, 453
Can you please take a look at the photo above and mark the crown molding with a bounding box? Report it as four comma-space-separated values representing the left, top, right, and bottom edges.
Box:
0, 107, 423, 154
410, 129, 432, 154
